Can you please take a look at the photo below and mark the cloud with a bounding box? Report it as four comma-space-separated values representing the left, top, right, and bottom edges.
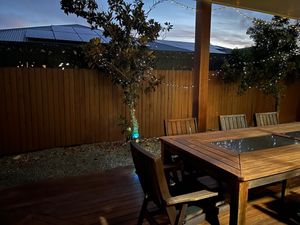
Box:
159, 18, 254, 49
162, 24, 195, 42
211, 36, 253, 49
211, 29, 253, 48
0, 14, 29, 29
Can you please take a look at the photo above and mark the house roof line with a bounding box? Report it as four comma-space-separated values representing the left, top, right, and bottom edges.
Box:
0, 24, 231, 54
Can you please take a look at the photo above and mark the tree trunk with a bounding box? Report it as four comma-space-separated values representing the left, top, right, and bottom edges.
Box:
275, 92, 281, 113
130, 107, 139, 140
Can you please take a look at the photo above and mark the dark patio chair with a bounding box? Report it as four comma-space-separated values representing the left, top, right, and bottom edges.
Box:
130, 142, 221, 225
219, 114, 248, 131
255, 112, 279, 126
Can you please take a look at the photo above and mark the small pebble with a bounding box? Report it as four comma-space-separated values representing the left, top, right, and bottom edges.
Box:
13, 155, 21, 160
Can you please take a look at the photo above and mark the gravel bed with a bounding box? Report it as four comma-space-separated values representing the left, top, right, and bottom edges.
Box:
0, 138, 161, 188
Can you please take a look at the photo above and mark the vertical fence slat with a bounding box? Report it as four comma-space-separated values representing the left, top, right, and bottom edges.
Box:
57, 69, 66, 145
34, 69, 43, 149
47, 69, 55, 147
102, 71, 110, 141
9, 68, 21, 151
155, 70, 163, 136
88, 70, 96, 143
97, 71, 104, 141
52, 69, 61, 146
0, 69, 5, 152
23, 68, 35, 151
4, 69, 14, 151
160, 70, 167, 136
73, 69, 81, 144
1, 69, 10, 153
40, 68, 49, 148
63, 69, 71, 145
79, 70, 86, 143
69, 69, 76, 145
29, 68, 39, 149
93, 70, 100, 142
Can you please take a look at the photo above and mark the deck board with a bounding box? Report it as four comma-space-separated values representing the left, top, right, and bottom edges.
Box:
0, 166, 299, 225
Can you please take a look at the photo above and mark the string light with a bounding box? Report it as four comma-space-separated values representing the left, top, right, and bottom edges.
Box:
160, 71, 229, 87
161, 81, 194, 89
232, 8, 300, 33
213, 6, 226, 11
166, 0, 227, 12
166, 0, 300, 34
226, 52, 291, 68
210, 71, 221, 77
58, 62, 70, 70
169, 0, 196, 10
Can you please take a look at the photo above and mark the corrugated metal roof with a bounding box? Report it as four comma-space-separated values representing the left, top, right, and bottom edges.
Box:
0, 28, 27, 42
26, 29, 55, 40
155, 40, 232, 54
147, 41, 192, 52
0, 24, 231, 54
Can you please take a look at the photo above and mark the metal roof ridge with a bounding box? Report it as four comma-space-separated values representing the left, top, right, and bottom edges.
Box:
0, 24, 90, 32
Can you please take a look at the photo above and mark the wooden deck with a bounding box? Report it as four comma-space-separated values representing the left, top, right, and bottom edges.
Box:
0, 166, 299, 225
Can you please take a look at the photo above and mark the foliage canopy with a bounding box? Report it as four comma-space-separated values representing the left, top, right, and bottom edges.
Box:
61, 0, 171, 139
220, 16, 300, 111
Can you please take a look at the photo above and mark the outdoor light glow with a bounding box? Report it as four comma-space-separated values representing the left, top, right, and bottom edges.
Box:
132, 132, 139, 139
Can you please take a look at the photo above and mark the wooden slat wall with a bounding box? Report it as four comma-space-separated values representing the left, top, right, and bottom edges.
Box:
0, 68, 299, 155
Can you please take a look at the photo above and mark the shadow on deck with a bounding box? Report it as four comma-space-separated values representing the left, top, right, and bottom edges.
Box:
0, 166, 299, 225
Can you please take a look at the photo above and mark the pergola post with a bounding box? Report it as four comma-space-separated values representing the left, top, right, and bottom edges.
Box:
193, 0, 212, 132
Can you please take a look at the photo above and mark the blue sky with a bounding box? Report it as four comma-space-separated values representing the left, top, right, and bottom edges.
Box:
0, 0, 274, 48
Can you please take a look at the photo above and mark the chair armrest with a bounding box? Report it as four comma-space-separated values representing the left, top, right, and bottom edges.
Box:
165, 190, 218, 206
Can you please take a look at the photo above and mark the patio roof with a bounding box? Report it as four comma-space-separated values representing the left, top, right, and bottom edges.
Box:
212, 0, 300, 19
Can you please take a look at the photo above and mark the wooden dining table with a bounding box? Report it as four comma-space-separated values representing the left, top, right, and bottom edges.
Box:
160, 122, 300, 225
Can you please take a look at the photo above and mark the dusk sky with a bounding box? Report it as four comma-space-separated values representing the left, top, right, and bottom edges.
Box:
0, 0, 274, 49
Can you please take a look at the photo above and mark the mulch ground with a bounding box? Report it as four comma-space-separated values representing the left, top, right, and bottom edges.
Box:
0, 138, 160, 188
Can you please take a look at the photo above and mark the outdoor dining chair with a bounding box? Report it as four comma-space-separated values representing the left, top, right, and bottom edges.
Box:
164, 117, 220, 191
164, 118, 198, 136
219, 114, 248, 131
255, 112, 279, 126
130, 142, 221, 225
163, 118, 198, 184
255, 111, 288, 201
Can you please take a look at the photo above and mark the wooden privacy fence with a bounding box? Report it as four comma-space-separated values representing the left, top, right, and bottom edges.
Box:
0, 68, 300, 155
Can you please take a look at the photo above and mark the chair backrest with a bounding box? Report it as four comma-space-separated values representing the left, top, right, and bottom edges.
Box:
164, 118, 198, 136
255, 112, 279, 126
219, 114, 248, 131
130, 142, 174, 211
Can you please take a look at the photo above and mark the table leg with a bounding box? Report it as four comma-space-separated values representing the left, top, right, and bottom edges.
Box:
280, 179, 288, 204
229, 181, 249, 225
161, 143, 175, 164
